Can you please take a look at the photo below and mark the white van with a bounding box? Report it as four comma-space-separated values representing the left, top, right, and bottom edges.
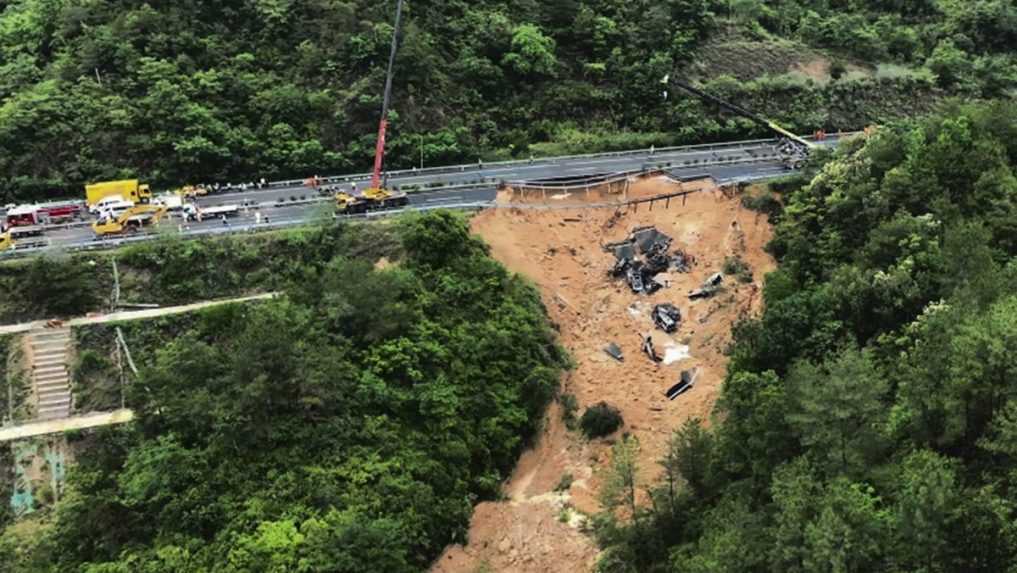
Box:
96, 200, 135, 220
90, 195, 133, 215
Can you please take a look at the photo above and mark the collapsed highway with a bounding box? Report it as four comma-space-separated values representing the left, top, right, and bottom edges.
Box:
2, 134, 848, 256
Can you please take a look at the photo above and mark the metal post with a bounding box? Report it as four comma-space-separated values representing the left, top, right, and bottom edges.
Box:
110, 258, 120, 311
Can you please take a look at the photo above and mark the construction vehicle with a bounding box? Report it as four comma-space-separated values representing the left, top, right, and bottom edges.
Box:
336, 0, 409, 215
178, 184, 208, 199
85, 179, 152, 208
664, 76, 816, 169
182, 203, 240, 222
92, 204, 167, 238
0, 224, 45, 252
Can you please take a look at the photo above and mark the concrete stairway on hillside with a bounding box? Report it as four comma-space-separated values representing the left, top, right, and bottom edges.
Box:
29, 327, 73, 420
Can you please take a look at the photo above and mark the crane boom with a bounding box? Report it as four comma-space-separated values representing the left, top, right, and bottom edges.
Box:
370, 0, 405, 191
669, 78, 815, 151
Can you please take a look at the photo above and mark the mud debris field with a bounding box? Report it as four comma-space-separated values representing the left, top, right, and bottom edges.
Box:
432, 176, 776, 573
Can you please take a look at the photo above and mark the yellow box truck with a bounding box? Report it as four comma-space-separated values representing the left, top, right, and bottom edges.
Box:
85, 179, 152, 207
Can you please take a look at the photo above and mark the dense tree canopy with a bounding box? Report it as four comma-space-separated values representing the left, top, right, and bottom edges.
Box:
0, 212, 569, 572
594, 101, 1017, 572
2, 0, 1013, 202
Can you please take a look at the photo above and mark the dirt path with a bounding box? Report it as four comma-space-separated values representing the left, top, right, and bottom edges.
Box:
433, 177, 775, 572
0, 293, 278, 335
0, 409, 134, 442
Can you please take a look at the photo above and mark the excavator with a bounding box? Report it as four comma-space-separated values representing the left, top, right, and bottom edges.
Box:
92, 204, 168, 238
334, 0, 409, 215
664, 76, 816, 169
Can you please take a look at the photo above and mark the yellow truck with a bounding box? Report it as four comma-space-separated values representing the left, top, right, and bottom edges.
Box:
85, 179, 152, 208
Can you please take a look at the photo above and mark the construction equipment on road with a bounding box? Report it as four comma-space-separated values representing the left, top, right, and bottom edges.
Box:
334, 186, 408, 214
336, 0, 409, 215
664, 76, 816, 169
1, 224, 46, 252
178, 184, 209, 199
92, 204, 167, 237
86, 179, 152, 208
182, 203, 240, 222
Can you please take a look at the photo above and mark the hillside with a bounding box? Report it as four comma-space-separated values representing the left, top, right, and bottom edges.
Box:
0, 212, 570, 571
2, 0, 1014, 202
594, 101, 1017, 573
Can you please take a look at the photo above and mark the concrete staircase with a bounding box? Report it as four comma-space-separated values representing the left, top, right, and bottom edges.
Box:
28, 327, 73, 420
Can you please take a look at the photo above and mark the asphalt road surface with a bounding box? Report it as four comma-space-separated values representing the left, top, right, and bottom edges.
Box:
7, 134, 849, 255
193, 134, 844, 208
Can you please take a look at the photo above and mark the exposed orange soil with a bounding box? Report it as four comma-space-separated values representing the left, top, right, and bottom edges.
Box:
432, 176, 776, 573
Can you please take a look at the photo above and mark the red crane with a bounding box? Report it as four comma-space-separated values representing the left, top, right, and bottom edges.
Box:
369, 0, 405, 191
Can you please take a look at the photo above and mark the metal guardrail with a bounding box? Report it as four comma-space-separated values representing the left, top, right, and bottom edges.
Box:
0, 151, 819, 259
258, 131, 857, 189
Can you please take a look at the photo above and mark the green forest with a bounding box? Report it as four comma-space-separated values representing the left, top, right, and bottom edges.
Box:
594, 102, 1017, 572
0, 212, 571, 571
3, 0, 1017, 571
2, 0, 1015, 202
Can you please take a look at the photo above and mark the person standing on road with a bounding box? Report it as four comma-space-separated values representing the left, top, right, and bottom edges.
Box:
255, 211, 262, 225
221, 214, 228, 227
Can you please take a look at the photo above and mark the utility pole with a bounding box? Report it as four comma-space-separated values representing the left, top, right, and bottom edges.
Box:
369, 0, 405, 190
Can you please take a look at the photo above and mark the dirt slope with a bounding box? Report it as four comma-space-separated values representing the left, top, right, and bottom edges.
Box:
432, 176, 775, 573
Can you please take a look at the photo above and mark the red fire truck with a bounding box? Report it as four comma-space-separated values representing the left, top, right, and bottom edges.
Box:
4, 202, 84, 227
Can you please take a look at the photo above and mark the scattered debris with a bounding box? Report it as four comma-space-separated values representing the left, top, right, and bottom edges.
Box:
641, 334, 662, 363
665, 369, 696, 400
672, 250, 694, 273
662, 343, 691, 365
689, 272, 723, 299
603, 342, 624, 362
652, 303, 681, 333
606, 226, 693, 294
